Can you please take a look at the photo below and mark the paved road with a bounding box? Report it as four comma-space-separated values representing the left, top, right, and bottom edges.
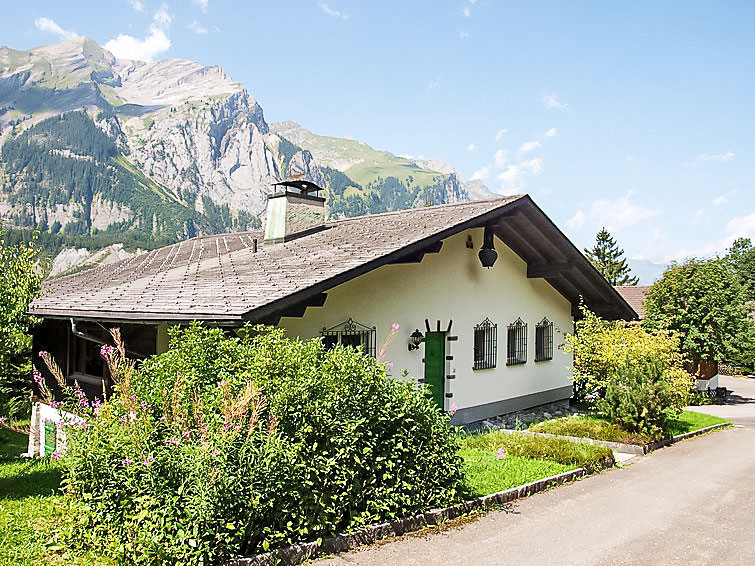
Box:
313, 376, 755, 566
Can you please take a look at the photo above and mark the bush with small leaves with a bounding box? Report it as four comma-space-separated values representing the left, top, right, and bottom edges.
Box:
59, 324, 464, 564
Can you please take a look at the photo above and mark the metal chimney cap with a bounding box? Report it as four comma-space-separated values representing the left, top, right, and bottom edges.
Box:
273, 180, 324, 195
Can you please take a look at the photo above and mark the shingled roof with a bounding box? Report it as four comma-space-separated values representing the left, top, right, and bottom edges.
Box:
614, 285, 651, 318
32, 195, 637, 323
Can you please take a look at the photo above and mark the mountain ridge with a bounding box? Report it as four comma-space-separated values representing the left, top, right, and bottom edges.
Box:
0, 37, 497, 269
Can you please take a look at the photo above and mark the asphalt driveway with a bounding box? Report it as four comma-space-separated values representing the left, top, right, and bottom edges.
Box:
313, 376, 755, 566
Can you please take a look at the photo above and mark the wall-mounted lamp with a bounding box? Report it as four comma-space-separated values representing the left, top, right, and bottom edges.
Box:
408, 329, 424, 351
478, 224, 498, 268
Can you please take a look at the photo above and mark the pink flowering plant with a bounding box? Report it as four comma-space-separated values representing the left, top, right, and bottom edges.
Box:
59, 323, 464, 565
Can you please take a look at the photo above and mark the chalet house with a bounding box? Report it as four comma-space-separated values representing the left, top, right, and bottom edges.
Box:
31, 185, 637, 424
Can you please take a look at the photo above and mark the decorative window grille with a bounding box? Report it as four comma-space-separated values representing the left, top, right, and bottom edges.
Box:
321, 318, 376, 357
535, 317, 554, 362
473, 318, 497, 370
506, 317, 527, 366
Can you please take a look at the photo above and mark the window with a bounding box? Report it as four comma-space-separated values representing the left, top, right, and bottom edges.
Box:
506, 317, 527, 365
535, 317, 554, 362
321, 318, 376, 357
473, 318, 497, 370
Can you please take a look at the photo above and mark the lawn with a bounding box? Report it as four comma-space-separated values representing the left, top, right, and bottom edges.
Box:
667, 410, 730, 436
0, 428, 110, 566
459, 430, 614, 496
528, 410, 730, 445
0, 423, 613, 563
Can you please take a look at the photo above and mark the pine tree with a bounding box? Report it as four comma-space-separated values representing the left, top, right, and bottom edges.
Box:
585, 228, 639, 286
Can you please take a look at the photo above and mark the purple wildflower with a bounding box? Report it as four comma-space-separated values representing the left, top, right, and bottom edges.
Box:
121, 458, 133, 467
210, 449, 221, 457
0, 416, 5, 424
143, 455, 155, 466
392, 323, 400, 331
167, 438, 180, 446
217, 380, 228, 387
496, 448, 505, 460
33, 368, 43, 384
50, 401, 60, 408
449, 403, 458, 416
38, 350, 49, 358
51, 450, 61, 461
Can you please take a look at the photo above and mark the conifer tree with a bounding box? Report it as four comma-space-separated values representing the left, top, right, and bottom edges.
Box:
584, 228, 639, 286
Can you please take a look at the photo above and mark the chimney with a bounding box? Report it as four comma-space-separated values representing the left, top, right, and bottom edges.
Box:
264, 180, 326, 244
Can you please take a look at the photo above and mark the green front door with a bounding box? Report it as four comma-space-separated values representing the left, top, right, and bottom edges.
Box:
424, 331, 445, 409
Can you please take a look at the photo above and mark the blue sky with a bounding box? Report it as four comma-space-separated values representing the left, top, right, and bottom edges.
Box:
3, 1, 755, 266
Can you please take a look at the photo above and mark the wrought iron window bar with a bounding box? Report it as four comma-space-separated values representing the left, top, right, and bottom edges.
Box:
473, 317, 497, 370
321, 318, 377, 358
535, 317, 554, 362
506, 317, 527, 366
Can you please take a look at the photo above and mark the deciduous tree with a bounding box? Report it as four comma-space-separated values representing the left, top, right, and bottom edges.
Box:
0, 228, 42, 418
644, 258, 752, 371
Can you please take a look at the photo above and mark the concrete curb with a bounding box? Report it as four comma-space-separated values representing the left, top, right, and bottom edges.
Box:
227, 468, 586, 566
672, 422, 731, 442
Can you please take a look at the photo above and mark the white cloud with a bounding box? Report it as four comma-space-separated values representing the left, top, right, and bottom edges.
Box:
542, 92, 569, 111
105, 5, 172, 61
544, 127, 557, 138
466, 142, 475, 152
626, 154, 639, 164
581, 191, 661, 233
566, 210, 586, 231
691, 209, 706, 225
493, 149, 508, 169
193, 0, 209, 12
128, 0, 144, 11
459, 30, 469, 39
188, 21, 208, 34
462, 0, 477, 17
153, 4, 172, 26
712, 195, 728, 206
494, 128, 507, 141
697, 151, 735, 163
106, 27, 171, 61
470, 165, 490, 181
517, 140, 540, 157
318, 2, 348, 20
34, 17, 78, 40
426, 75, 443, 92
495, 158, 543, 194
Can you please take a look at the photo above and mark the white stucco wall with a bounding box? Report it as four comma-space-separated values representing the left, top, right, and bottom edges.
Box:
279, 228, 574, 420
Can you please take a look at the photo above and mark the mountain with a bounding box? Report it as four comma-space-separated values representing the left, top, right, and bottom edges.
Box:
0, 37, 489, 264
270, 122, 470, 217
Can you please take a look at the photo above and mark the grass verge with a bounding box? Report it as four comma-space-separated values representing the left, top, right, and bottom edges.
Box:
528, 410, 730, 445
528, 414, 654, 445
667, 410, 730, 437
460, 429, 614, 497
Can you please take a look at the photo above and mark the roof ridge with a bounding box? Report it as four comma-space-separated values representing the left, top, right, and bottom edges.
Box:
324, 194, 526, 226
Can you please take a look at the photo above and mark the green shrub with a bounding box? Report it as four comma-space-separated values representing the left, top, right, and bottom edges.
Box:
596, 360, 681, 439
60, 324, 464, 564
565, 307, 691, 407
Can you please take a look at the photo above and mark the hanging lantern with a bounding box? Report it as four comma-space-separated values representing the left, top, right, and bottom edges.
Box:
478, 224, 498, 268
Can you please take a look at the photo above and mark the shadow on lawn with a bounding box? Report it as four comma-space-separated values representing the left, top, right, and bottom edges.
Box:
0, 459, 62, 500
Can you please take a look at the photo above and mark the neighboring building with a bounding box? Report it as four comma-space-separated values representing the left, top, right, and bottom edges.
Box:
31, 186, 636, 424
614, 285, 652, 319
